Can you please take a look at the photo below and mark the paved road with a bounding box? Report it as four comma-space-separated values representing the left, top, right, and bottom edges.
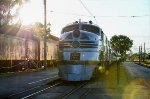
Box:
122, 62, 150, 99
0, 68, 58, 98
123, 62, 150, 79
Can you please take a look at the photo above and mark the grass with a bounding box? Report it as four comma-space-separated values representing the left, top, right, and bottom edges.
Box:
103, 62, 150, 99
102, 63, 130, 99
0, 67, 54, 77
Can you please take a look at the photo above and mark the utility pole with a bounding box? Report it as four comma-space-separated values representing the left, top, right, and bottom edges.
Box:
144, 43, 145, 62
44, 0, 47, 68
139, 46, 141, 63
141, 45, 142, 62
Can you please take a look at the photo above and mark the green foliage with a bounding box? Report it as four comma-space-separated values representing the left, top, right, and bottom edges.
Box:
130, 53, 139, 61
110, 35, 133, 60
0, 0, 28, 27
32, 22, 51, 38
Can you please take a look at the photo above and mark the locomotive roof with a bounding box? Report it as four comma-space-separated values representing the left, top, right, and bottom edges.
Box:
64, 21, 100, 28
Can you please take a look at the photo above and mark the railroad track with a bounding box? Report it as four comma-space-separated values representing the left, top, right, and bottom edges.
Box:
79, 89, 92, 99
7, 79, 95, 99
7, 79, 62, 99
56, 81, 92, 99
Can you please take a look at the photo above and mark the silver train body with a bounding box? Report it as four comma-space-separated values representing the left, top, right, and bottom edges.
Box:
58, 21, 113, 81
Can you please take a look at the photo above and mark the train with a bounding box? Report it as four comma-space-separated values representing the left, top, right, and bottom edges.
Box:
58, 20, 116, 81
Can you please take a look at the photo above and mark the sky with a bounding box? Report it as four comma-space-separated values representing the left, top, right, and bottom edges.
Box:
19, 0, 150, 53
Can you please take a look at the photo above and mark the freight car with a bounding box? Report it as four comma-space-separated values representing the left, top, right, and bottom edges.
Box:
0, 26, 58, 72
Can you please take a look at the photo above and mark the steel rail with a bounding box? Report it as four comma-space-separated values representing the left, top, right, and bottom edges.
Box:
21, 82, 62, 99
57, 82, 88, 99
7, 78, 61, 99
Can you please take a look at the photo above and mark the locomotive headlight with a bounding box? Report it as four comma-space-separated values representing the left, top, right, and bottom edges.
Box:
98, 66, 105, 73
72, 41, 80, 48
73, 29, 80, 38
98, 66, 103, 70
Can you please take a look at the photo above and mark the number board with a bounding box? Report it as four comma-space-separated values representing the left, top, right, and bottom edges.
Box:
70, 52, 80, 60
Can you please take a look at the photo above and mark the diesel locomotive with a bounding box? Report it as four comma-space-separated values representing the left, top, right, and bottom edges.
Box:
58, 21, 113, 81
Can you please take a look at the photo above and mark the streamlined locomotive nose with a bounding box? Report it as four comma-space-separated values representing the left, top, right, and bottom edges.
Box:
72, 41, 80, 48
72, 30, 81, 48
73, 29, 80, 38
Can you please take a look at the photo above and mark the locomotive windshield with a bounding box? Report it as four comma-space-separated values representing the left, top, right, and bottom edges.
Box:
82, 25, 100, 35
62, 23, 100, 35
62, 25, 79, 33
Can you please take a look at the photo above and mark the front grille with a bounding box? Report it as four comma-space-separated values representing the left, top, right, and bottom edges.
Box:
58, 60, 99, 65
59, 41, 98, 48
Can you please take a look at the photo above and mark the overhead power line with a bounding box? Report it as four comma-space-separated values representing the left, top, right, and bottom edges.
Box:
77, 0, 149, 24
78, 0, 99, 24
78, 0, 93, 17
96, 15, 150, 18
49, 10, 149, 19
49, 10, 92, 17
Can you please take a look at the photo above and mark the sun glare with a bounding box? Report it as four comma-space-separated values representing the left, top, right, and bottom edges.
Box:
19, 4, 33, 25
19, 1, 43, 25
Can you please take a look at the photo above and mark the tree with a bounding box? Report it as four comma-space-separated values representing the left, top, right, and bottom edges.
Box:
130, 53, 139, 61
0, 0, 28, 25
32, 22, 51, 38
110, 35, 133, 60
0, 0, 28, 33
